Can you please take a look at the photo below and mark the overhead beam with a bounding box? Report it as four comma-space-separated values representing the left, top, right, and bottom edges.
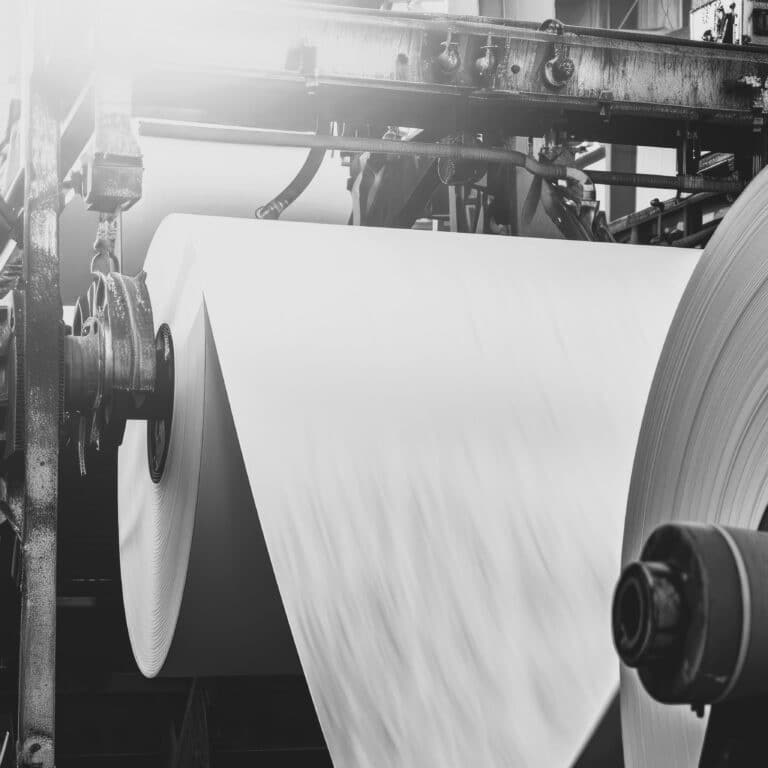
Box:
73, 3, 768, 130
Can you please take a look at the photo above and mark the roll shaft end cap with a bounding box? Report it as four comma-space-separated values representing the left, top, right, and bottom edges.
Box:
613, 559, 684, 668
613, 523, 768, 706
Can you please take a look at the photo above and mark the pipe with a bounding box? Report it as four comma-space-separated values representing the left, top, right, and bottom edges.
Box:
574, 145, 606, 169
139, 121, 577, 183
255, 124, 330, 219
140, 121, 743, 195
588, 170, 743, 194
671, 220, 720, 248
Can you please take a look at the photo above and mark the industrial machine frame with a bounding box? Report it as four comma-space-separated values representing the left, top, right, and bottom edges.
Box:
4, 1, 768, 764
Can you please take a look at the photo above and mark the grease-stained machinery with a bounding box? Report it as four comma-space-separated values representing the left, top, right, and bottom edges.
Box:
1, 1, 768, 765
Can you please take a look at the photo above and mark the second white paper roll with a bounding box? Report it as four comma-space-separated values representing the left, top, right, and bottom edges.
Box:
620, 169, 768, 767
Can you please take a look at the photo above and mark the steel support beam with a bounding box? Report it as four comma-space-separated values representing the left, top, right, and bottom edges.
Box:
17, 4, 61, 766
30, 3, 768, 150
102, 3, 768, 122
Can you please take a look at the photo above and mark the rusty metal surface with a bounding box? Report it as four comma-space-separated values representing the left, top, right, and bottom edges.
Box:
5, 81, 95, 214
85, 3, 768, 127
20, 2, 768, 152
16, 6, 62, 763
493, 29, 768, 117
5, 0, 763, 235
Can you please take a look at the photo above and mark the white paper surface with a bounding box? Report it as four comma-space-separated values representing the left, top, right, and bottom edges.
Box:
59, 133, 352, 303
119, 217, 698, 767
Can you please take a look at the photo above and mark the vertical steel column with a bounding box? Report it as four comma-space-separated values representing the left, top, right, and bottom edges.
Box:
17, 3, 61, 766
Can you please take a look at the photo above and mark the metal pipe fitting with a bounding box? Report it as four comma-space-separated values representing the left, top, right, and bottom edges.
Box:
540, 18, 575, 89
437, 31, 460, 74
474, 33, 497, 81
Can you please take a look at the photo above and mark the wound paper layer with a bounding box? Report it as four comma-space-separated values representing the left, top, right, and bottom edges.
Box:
621, 168, 768, 767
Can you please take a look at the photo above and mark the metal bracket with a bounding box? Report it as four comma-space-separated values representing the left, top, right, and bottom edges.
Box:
436, 30, 461, 76
676, 124, 700, 177
81, 73, 143, 213
598, 90, 614, 123
83, 154, 142, 213
474, 33, 498, 84
285, 41, 319, 95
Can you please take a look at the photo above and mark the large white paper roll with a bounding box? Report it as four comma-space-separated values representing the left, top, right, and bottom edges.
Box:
118, 217, 697, 767
620, 169, 768, 766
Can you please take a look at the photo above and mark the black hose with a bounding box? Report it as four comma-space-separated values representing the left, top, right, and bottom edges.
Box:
255, 125, 330, 219
588, 170, 743, 194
